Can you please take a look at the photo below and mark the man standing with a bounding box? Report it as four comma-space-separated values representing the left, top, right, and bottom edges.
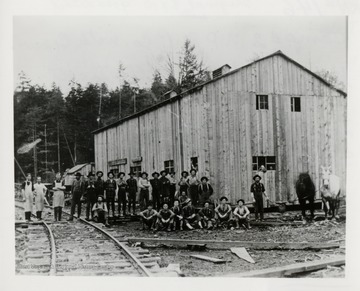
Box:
159, 170, 170, 205
150, 172, 161, 210
94, 171, 105, 200
168, 171, 177, 207
117, 172, 127, 217
250, 174, 269, 221
21, 173, 34, 222
186, 169, 200, 206
126, 172, 138, 215
198, 177, 214, 205
68, 172, 84, 221
138, 172, 150, 210
53, 172, 65, 222
34, 176, 48, 220
85, 172, 97, 221
104, 172, 117, 218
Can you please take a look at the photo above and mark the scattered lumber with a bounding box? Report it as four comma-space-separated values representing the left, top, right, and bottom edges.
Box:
190, 254, 227, 264
223, 255, 345, 277
127, 237, 341, 250
231, 247, 255, 264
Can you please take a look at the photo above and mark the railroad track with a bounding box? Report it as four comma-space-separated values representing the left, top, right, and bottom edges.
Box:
15, 200, 156, 276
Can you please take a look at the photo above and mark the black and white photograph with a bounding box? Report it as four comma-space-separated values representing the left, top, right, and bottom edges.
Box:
2, 1, 360, 288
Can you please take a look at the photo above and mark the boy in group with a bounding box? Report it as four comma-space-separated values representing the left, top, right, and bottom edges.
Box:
233, 199, 251, 229
179, 191, 189, 208
22, 173, 34, 222
138, 172, 150, 210
117, 172, 127, 216
215, 196, 234, 229
172, 199, 183, 230
250, 174, 269, 221
198, 201, 215, 229
85, 172, 97, 221
92, 195, 110, 227
34, 176, 49, 220
139, 202, 157, 231
104, 171, 117, 218
156, 202, 175, 232
182, 198, 197, 230
126, 172, 138, 215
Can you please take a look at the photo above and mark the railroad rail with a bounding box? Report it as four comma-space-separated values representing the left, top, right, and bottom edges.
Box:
15, 200, 153, 276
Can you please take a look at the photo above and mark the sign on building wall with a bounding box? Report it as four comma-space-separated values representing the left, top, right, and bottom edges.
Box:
108, 158, 127, 167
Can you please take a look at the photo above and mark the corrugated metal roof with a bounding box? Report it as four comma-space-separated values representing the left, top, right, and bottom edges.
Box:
67, 164, 88, 174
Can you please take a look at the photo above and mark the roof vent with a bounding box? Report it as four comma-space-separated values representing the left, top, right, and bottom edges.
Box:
212, 64, 231, 79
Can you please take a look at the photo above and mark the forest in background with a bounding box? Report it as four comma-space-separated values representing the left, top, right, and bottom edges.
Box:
13, 39, 211, 182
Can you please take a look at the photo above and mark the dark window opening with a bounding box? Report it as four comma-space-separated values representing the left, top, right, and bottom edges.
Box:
164, 160, 174, 174
130, 164, 142, 177
256, 95, 269, 110
191, 157, 198, 172
252, 156, 276, 171
291, 97, 301, 112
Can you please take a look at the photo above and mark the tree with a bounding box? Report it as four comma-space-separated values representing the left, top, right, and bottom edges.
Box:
151, 70, 169, 101
315, 70, 346, 91
178, 39, 210, 92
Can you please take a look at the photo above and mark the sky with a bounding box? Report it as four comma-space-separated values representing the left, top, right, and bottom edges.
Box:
13, 16, 347, 94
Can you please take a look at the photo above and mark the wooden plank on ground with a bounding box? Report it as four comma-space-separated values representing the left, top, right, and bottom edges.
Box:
127, 237, 340, 250
223, 255, 345, 277
190, 254, 227, 264
231, 247, 255, 264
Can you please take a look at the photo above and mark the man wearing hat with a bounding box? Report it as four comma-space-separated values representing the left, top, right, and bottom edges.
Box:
117, 172, 127, 216
68, 172, 84, 221
159, 170, 170, 205
168, 171, 177, 206
150, 172, 161, 210
94, 171, 105, 200
214, 196, 233, 229
52, 172, 65, 222
251, 174, 268, 221
198, 176, 214, 205
178, 171, 189, 195
105, 172, 117, 218
138, 172, 150, 210
182, 198, 197, 230
85, 172, 97, 221
186, 169, 200, 206
126, 172, 138, 215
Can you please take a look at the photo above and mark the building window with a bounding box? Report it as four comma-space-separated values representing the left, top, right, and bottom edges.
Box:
190, 157, 198, 172
256, 95, 269, 110
130, 164, 142, 177
252, 156, 276, 171
164, 160, 174, 174
291, 97, 301, 112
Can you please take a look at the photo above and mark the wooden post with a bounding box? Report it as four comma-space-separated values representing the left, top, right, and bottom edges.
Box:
44, 124, 47, 172
57, 118, 60, 173
33, 126, 37, 178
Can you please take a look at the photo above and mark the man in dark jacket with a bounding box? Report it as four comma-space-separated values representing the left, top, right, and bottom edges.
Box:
68, 172, 84, 221
150, 172, 161, 210
94, 170, 105, 198
198, 176, 214, 205
250, 174, 269, 221
182, 198, 197, 230
85, 172, 97, 221
159, 170, 170, 205
126, 172, 138, 215
198, 201, 215, 229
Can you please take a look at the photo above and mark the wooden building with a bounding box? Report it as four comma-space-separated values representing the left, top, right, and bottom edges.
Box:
93, 51, 347, 204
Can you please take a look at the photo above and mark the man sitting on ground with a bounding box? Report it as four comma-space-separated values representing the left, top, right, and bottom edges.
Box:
172, 199, 183, 230
198, 201, 215, 229
139, 202, 158, 231
156, 202, 175, 232
92, 195, 110, 227
233, 199, 251, 229
215, 196, 234, 229
182, 198, 197, 230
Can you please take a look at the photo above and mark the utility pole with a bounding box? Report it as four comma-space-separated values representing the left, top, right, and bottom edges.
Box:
33, 126, 37, 178
118, 63, 125, 119
44, 124, 47, 172
57, 118, 60, 173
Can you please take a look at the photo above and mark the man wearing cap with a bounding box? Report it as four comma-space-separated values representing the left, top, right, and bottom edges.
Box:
117, 172, 127, 216
105, 172, 117, 218
178, 171, 189, 195
94, 171, 105, 199
150, 172, 161, 210
138, 172, 150, 210
126, 172, 138, 215
159, 170, 170, 205
68, 172, 84, 221
85, 172, 97, 221
198, 201, 215, 229
198, 176, 214, 205
251, 174, 268, 221
139, 202, 157, 231
182, 199, 197, 230
215, 196, 233, 229
186, 169, 200, 206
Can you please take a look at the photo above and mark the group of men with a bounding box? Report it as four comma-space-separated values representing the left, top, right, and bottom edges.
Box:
21, 169, 269, 230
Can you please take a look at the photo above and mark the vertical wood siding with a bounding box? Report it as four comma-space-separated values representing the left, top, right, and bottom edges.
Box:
94, 54, 347, 204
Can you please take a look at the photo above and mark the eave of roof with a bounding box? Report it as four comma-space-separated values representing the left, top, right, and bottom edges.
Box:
92, 50, 346, 135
